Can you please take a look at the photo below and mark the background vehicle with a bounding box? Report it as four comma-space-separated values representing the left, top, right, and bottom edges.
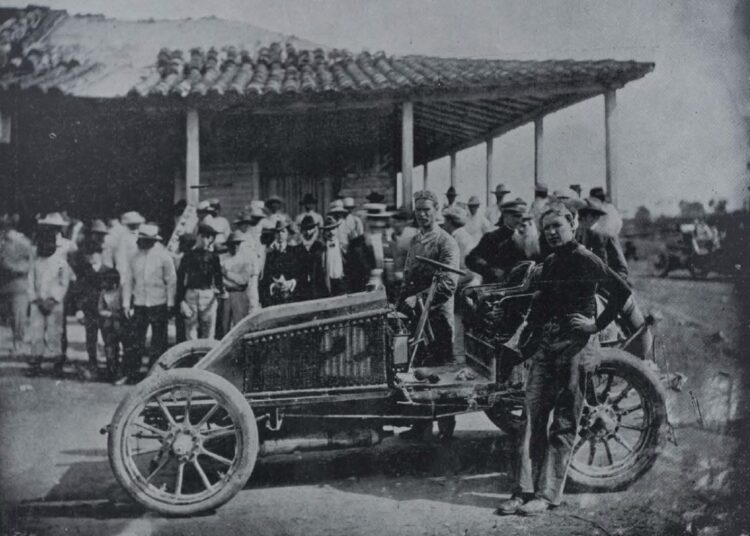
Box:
653, 223, 739, 279
106, 260, 668, 516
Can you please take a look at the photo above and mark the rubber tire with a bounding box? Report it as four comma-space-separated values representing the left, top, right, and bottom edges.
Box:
108, 369, 259, 516
566, 348, 667, 492
148, 339, 219, 376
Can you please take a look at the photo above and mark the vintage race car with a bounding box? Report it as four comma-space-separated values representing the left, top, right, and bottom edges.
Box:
106, 259, 668, 516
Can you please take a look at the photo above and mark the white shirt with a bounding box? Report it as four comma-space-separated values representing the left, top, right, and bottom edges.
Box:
464, 211, 493, 241
124, 243, 177, 309
485, 204, 503, 227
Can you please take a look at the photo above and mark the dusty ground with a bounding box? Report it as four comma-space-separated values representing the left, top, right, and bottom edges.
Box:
0, 264, 747, 536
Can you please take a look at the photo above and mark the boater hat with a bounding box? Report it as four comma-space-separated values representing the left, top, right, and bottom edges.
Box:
90, 219, 108, 234
494, 184, 511, 195
467, 195, 481, 206
322, 215, 341, 230
328, 199, 348, 215
37, 212, 68, 227
579, 197, 607, 217
137, 223, 162, 241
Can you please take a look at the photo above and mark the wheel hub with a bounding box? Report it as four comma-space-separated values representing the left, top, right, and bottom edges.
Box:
169, 427, 201, 461
585, 405, 619, 437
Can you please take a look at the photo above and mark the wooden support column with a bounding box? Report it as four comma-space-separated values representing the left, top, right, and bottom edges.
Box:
423, 162, 429, 189
604, 90, 619, 207
485, 138, 494, 206
449, 152, 456, 187
186, 108, 200, 206
534, 118, 544, 188
401, 102, 414, 209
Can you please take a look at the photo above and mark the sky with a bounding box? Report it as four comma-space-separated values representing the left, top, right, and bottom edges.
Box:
5, 0, 749, 216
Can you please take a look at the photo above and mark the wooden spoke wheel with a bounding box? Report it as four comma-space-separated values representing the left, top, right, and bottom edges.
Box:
147, 339, 219, 376
567, 349, 667, 491
108, 369, 258, 515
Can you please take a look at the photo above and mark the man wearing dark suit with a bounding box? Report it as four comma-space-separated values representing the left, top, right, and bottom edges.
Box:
291, 215, 328, 301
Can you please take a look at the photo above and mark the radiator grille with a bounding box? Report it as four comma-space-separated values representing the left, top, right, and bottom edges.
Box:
242, 313, 388, 392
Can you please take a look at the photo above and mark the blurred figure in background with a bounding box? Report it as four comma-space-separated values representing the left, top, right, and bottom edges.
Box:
589, 187, 623, 239
321, 215, 346, 297
0, 214, 34, 358
486, 184, 511, 226
465, 196, 492, 242
220, 231, 253, 333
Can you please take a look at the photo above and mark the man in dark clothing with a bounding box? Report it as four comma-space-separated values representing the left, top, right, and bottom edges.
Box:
292, 215, 328, 301
74, 241, 107, 377
346, 206, 390, 293
575, 198, 629, 281
260, 221, 298, 306
465, 199, 528, 284
177, 223, 224, 340
497, 203, 631, 516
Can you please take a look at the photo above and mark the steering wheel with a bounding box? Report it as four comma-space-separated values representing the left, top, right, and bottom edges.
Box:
415, 255, 467, 277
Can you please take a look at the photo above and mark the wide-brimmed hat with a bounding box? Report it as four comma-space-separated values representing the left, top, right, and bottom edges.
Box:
272, 220, 292, 232
137, 223, 162, 241
299, 193, 317, 205
562, 197, 586, 215
579, 197, 607, 217
467, 195, 481, 206
121, 211, 145, 226
328, 199, 348, 215
37, 212, 68, 227
552, 188, 577, 200
589, 187, 607, 202
208, 198, 221, 209
534, 183, 549, 194
266, 195, 284, 205
363, 203, 387, 215
494, 184, 511, 195
446, 186, 458, 197
365, 191, 385, 203
342, 197, 356, 209
226, 230, 246, 244
197, 200, 217, 214
500, 199, 528, 216
196, 223, 218, 237
299, 214, 319, 231
322, 215, 341, 230
443, 206, 468, 226
90, 219, 108, 234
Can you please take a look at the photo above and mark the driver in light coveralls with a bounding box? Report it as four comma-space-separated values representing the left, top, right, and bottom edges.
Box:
497, 201, 631, 516
400, 190, 460, 367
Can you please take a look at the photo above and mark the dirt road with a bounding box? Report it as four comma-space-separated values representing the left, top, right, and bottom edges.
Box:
1, 270, 747, 536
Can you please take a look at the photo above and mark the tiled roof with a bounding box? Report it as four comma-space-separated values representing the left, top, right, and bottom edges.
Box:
127, 46, 653, 100
0, 6, 653, 103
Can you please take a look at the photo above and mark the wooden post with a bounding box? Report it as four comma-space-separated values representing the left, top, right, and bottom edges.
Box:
485, 138, 493, 206
186, 108, 200, 206
449, 152, 456, 188
423, 162, 429, 189
604, 90, 619, 207
401, 102, 414, 209
534, 118, 543, 188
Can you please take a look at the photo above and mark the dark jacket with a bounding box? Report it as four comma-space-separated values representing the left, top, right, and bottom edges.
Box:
576, 227, 629, 283
465, 225, 526, 283
176, 248, 224, 303
75, 262, 107, 314
527, 241, 631, 331
291, 240, 328, 301
346, 235, 379, 293
260, 244, 298, 306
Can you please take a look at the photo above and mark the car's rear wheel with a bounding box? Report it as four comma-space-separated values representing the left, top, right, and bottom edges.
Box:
567, 349, 667, 491
108, 369, 258, 516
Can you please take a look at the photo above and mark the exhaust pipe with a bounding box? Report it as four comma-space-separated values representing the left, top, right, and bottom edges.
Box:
259, 428, 381, 456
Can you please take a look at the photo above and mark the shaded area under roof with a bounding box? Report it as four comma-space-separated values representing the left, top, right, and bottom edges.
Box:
0, 5, 654, 165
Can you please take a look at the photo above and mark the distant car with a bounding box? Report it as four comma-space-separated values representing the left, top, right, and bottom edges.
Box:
653, 224, 739, 278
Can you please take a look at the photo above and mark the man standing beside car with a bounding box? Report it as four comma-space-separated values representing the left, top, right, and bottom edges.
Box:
496, 202, 631, 516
